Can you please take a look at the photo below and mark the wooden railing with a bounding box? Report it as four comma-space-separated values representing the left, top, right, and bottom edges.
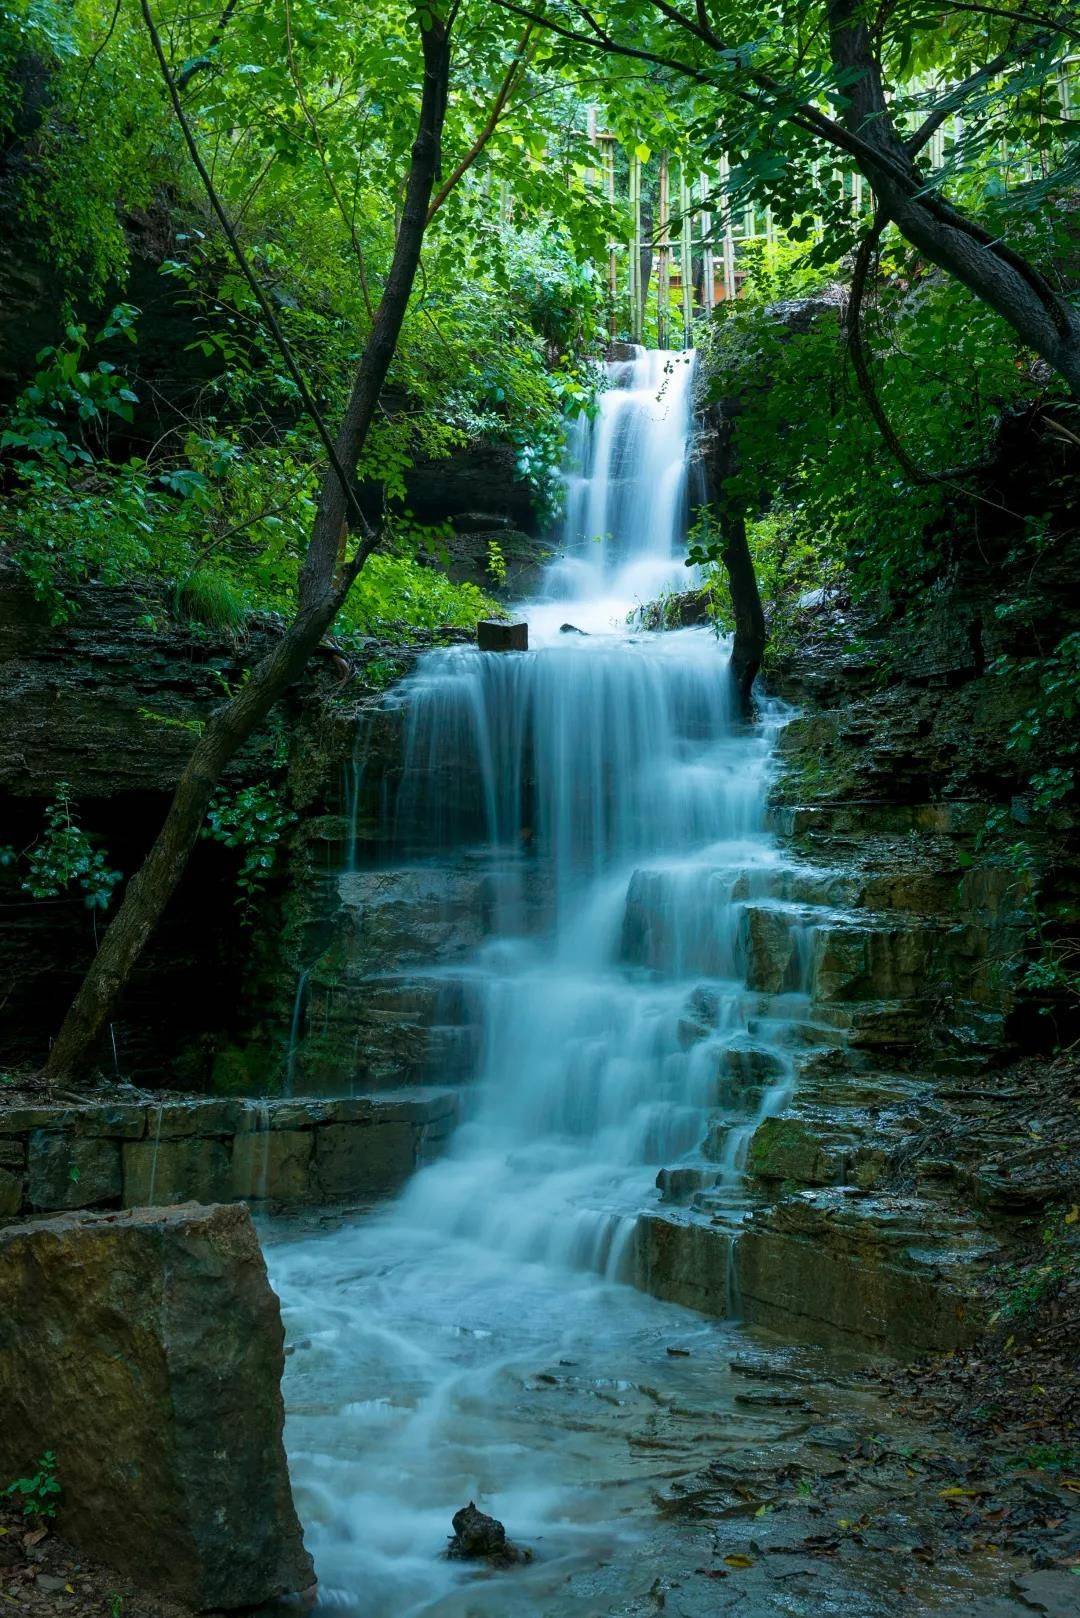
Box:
581, 54, 1077, 345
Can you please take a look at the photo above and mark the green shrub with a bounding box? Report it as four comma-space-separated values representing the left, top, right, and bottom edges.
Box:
172, 569, 250, 633
4, 1451, 61, 1519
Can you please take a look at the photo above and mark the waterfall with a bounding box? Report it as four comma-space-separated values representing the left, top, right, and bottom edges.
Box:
269, 348, 807, 1616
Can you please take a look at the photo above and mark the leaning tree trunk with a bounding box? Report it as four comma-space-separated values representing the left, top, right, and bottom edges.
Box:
721, 509, 766, 714
42, 20, 453, 1085
703, 400, 765, 714
827, 0, 1080, 396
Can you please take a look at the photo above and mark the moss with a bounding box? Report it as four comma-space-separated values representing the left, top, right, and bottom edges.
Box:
210, 1042, 279, 1097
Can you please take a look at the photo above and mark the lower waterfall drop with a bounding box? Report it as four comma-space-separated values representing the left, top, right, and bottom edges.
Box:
268, 347, 811, 1616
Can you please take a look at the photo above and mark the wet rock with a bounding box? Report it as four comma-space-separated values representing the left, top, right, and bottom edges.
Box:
634, 1212, 734, 1315
434, 527, 551, 599
0, 1203, 313, 1609
446, 1502, 531, 1566
404, 440, 537, 533
717, 1041, 788, 1093
739, 906, 802, 993
559, 623, 588, 635
735, 1191, 993, 1353
810, 922, 934, 1002
339, 866, 495, 971
746, 1116, 845, 1186
315, 1119, 417, 1201
27, 1132, 121, 1211
0, 1165, 23, 1215
144, 1099, 243, 1138
122, 1136, 231, 1208
231, 1128, 313, 1203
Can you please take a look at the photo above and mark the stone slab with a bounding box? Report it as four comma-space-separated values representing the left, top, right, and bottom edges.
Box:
735, 1193, 989, 1354
634, 1212, 733, 1315
0, 1167, 22, 1216
315, 1120, 417, 1200
0, 1203, 313, 1608
477, 619, 527, 651
27, 1132, 122, 1211
144, 1099, 245, 1138
123, 1137, 232, 1208
231, 1129, 313, 1203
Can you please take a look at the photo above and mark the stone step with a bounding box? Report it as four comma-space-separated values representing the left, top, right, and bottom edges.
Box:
744, 1112, 877, 1189
620, 863, 853, 974
766, 800, 988, 840
734, 1188, 998, 1353
0, 1088, 462, 1217
632, 1187, 997, 1353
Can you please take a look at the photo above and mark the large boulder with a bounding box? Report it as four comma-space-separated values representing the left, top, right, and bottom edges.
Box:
0, 1202, 313, 1610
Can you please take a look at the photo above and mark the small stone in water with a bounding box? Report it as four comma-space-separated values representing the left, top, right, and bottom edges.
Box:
447, 1503, 532, 1567
559, 622, 588, 635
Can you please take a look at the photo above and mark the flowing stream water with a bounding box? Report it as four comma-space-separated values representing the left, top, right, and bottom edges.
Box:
267, 349, 817, 1615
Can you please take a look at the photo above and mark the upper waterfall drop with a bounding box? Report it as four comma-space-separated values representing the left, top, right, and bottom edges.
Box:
531, 345, 697, 639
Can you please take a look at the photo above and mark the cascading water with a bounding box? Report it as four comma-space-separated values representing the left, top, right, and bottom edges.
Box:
269, 349, 810, 1616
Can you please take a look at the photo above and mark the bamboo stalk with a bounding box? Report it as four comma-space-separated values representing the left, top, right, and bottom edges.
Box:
599, 134, 618, 335
700, 172, 715, 314
657, 150, 670, 347
629, 150, 642, 342
680, 162, 693, 344
719, 155, 736, 301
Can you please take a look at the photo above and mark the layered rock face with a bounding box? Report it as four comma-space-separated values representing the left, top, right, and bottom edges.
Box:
0, 1202, 313, 1610
633, 585, 1076, 1352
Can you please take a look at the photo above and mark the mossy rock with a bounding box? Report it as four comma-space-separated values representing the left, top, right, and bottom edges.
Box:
747, 1115, 845, 1186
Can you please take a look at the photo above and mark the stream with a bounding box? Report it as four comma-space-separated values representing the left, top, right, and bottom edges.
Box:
261, 351, 970, 1617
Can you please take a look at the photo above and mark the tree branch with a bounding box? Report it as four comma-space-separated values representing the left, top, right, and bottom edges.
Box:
906, 31, 1059, 156
846, 211, 928, 482
940, 2, 1080, 46
426, 17, 537, 222
175, 0, 240, 91
846, 211, 999, 495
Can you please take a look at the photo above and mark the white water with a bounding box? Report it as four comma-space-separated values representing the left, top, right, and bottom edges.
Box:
269, 348, 809, 1615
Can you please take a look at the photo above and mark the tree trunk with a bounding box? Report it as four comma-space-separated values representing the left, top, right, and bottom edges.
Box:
42, 19, 453, 1085
721, 508, 766, 714
703, 401, 766, 714
827, 0, 1080, 395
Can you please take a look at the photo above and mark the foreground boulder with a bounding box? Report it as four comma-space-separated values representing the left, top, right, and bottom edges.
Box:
446, 1502, 531, 1567
0, 1202, 313, 1610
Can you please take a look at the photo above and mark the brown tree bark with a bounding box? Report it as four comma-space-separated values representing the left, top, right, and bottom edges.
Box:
826, 0, 1080, 396
705, 403, 765, 713
42, 17, 454, 1085
722, 508, 766, 715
